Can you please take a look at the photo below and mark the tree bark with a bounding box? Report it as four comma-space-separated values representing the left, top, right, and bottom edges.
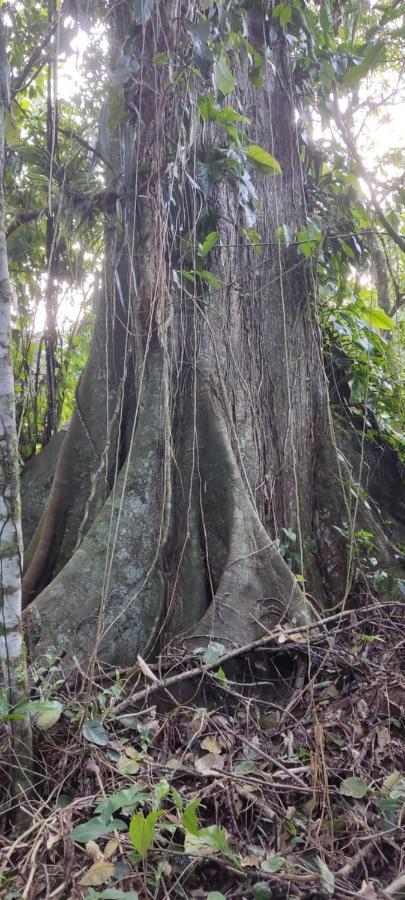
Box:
21, 1, 404, 674
0, 11, 32, 813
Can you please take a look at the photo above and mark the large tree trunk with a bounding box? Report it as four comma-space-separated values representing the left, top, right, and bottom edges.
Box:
22, 1, 403, 673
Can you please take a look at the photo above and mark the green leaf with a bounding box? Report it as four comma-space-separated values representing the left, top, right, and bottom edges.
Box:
197, 270, 221, 289
261, 856, 285, 873
82, 720, 109, 747
70, 817, 126, 843
276, 223, 292, 246
273, 3, 292, 27
282, 527, 296, 542
181, 797, 201, 835
128, 811, 163, 857
358, 306, 395, 331
246, 144, 282, 175
184, 824, 228, 855
180, 270, 196, 283
85, 892, 139, 900
207, 894, 226, 900
214, 54, 236, 96
340, 776, 368, 798
200, 231, 219, 256
343, 41, 385, 87
133, 0, 154, 25
243, 227, 262, 251
280, 6, 292, 27
340, 240, 355, 259
17, 699, 63, 730
203, 642, 225, 664
213, 106, 248, 124
95, 785, 147, 818
4, 110, 21, 147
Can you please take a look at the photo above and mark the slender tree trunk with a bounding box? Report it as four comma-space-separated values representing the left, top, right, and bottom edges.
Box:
0, 12, 32, 815
43, 0, 59, 444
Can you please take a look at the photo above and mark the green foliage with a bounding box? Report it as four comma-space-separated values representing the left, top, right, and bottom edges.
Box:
128, 810, 163, 857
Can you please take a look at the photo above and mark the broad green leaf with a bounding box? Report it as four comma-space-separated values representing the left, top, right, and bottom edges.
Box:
4, 110, 20, 147
181, 797, 201, 835
273, 3, 292, 27
214, 53, 236, 96
343, 41, 385, 87
200, 231, 219, 256
184, 824, 228, 855
340, 776, 368, 798
17, 699, 63, 730
359, 307, 395, 331
207, 894, 226, 900
95, 785, 147, 818
261, 856, 285, 873
203, 642, 225, 664
320, 7, 330, 34
133, 0, 154, 25
246, 144, 282, 175
280, 6, 292, 27
82, 719, 109, 746
340, 240, 355, 259
212, 106, 248, 125
70, 817, 126, 843
128, 810, 163, 857
36, 701, 63, 730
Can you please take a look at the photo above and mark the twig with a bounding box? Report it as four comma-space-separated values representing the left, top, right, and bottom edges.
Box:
383, 871, 405, 896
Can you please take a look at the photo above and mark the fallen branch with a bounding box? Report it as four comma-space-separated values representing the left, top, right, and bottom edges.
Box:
113, 600, 403, 714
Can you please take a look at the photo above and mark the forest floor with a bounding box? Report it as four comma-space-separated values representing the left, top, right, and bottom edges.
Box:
1, 593, 404, 900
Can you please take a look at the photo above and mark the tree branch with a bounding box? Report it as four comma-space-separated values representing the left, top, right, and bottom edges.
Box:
332, 97, 405, 255
112, 601, 403, 714
6, 209, 42, 238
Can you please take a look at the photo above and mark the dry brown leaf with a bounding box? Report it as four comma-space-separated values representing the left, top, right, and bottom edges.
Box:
195, 753, 225, 773
85, 840, 104, 862
137, 655, 160, 683
125, 746, 143, 760
46, 833, 60, 851
80, 861, 115, 886
241, 854, 261, 868
103, 838, 119, 859
201, 736, 221, 754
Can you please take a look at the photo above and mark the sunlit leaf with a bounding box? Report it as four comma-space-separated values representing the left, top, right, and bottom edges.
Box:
181, 797, 201, 835
246, 144, 282, 175
199, 231, 219, 256
128, 810, 163, 857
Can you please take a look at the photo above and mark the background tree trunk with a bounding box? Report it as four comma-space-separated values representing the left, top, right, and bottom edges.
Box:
0, 11, 32, 811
